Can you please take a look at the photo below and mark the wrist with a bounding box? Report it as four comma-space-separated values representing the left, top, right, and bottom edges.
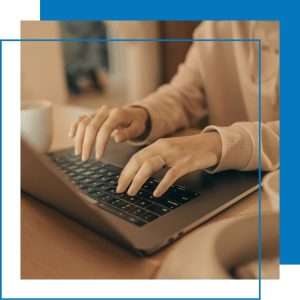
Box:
129, 106, 152, 140
135, 106, 149, 125
200, 131, 222, 165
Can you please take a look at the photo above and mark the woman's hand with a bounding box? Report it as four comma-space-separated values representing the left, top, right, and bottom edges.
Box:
68, 105, 149, 161
117, 132, 222, 197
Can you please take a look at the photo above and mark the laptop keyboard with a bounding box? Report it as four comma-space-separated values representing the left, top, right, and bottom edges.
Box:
50, 150, 200, 227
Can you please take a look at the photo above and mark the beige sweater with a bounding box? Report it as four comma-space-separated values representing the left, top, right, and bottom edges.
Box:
130, 21, 279, 173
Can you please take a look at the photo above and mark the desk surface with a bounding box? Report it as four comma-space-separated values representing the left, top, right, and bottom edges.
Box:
21, 105, 275, 279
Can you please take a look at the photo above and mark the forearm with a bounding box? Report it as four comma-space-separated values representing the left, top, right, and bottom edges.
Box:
128, 42, 208, 144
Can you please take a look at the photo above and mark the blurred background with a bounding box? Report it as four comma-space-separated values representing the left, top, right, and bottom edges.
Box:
21, 21, 200, 109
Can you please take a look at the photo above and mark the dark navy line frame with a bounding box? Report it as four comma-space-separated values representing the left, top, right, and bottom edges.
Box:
0, 41, 2, 299
0, 38, 262, 300
1, 38, 260, 43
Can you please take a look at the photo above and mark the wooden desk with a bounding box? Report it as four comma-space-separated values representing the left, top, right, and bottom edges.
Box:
21, 105, 276, 279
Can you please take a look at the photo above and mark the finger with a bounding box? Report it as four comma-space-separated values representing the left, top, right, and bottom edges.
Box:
68, 116, 85, 138
112, 121, 142, 143
111, 128, 125, 143
153, 164, 188, 197
81, 111, 109, 161
127, 156, 164, 196
74, 117, 90, 156
153, 152, 218, 197
116, 148, 156, 193
95, 109, 130, 159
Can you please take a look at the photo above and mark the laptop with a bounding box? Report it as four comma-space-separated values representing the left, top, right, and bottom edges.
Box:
21, 138, 259, 256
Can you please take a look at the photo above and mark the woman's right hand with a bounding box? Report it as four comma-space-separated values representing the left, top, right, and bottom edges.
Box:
68, 105, 150, 161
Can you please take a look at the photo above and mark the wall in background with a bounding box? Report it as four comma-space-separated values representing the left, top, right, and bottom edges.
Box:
21, 21, 199, 106
159, 21, 201, 83
21, 21, 161, 106
106, 21, 161, 102
21, 21, 68, 104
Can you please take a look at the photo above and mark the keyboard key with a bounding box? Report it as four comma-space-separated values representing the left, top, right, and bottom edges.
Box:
51, 155, 66, 163
98, 176, 112, 183
136, 199, 152, 208
97, 194, 116, 203
142, 179, 160, 192
157, 198, 181, 209
78, 184, 87, 189
95, 161, 108, 168
87, 190, 104, 200
107, 179, 118, 186
164, 186, 200, 202
119, 203, 135, 211
74, 167, 86, 173
126, 195, 138, 203
66, 171, 77, 177
137, 189, 151, 199
60, 162, 71, 169
117, 193, 138, 203
112, 174, 120, 180
115, 192, 126, 198
106, 170, 118, 176
82, 186, 95, 194
100, 194, 126, 207
72, 175, 86, 181
66, 165, 77, 171
89, 173, 103, 180
147, 204, 170, 215
89, 165, 103, 171
82, 161, 95, 168
102, 187, 118, 195
140, 212, 158, 222
98, 168, 109, 174
106, 197, 126, 207
147, 193, 157, 201
78, 178, 94, 185
82, 170, 95, 176
128, 207, 147, 216
65, 154, 80, 163
95, 184, 109, 191
88, 181, 105, 188
97, 203, 127, 218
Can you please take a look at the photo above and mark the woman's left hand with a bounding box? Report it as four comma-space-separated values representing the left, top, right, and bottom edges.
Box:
116, 132, 222, 198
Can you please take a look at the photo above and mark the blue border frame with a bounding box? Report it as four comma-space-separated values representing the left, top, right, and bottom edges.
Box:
0, 38, 262, 300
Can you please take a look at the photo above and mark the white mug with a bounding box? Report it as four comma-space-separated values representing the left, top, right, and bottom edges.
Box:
21, 100, 53, 153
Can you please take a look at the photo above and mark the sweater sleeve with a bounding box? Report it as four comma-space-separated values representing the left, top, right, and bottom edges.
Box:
201, 121, 279, 173
127, 38, 208, 145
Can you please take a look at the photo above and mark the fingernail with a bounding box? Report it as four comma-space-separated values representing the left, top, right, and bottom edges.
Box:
82, 153, 87, 161
153, 189, 161, 198
68, 132, 72, 138
115, 135, 121, 143
127, 187, 136, 196
116, 184, 124, 193
75, 149, 79, 156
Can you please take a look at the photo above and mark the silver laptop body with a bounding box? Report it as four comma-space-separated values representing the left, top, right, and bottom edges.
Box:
21, 139, 259, 256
